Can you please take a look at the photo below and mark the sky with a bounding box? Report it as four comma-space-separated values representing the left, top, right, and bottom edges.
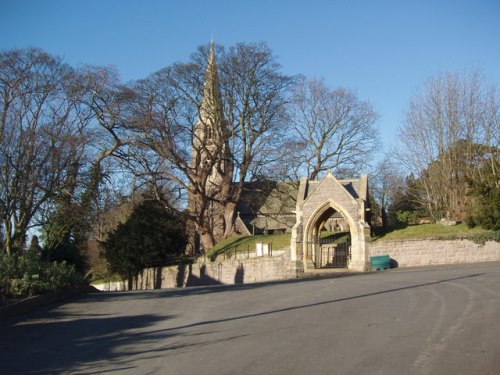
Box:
1, 0, 499, 151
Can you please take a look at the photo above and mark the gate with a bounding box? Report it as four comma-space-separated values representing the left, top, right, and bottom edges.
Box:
316, 236, 351, 268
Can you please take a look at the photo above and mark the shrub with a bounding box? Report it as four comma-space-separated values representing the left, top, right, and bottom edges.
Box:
468, 231, 500, 246
396, 211, 417, 226
465, 215, 476, 228
466, 158, 499, 231
0, 252, 17, 297
0, 252, 83, 299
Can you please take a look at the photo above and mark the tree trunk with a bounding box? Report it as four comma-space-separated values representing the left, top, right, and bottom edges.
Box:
6, 219, 29, 255
199, 230, 215, 252
223, 201, 237, 239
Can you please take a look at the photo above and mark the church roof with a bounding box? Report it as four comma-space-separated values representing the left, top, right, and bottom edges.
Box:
238, 180, 297, 216
305, 179, 362, 200
238, 177, 365, 216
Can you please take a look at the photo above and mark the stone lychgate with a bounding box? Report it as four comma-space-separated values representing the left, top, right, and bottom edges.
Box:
291, 172, 371, 272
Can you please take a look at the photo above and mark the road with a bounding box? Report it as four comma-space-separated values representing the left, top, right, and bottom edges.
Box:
1, 262, 500, 374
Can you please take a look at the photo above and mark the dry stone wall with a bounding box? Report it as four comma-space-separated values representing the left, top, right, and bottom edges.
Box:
369, 239, 500, 267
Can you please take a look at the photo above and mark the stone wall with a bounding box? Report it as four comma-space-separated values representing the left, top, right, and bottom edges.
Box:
93, 249, 294, 291
92, 239, 500, 291
369, 239, 500, 267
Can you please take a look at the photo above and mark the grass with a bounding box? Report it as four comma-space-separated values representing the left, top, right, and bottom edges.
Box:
207, 233, 292, 257
373, 223, 497, 242
320, 231, 351, 243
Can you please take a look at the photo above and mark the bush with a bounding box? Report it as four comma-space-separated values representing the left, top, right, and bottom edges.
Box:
396, 211, 417, 226
466, 158, 499, 231
465, 215, 476, 228
468, 231, 500, 245
0, 252, 83, 299
0, 253, 17, 297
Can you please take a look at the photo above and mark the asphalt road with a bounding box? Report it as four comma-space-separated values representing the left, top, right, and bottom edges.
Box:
1, 262, 500, 375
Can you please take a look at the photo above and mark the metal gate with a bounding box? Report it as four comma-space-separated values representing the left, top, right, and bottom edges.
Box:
316, 236, 351, 268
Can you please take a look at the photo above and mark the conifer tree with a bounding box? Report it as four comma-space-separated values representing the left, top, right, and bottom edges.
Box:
101, 200, 186, 287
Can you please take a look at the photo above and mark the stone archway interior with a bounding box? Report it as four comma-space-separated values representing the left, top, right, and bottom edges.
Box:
305, 206, 352, 268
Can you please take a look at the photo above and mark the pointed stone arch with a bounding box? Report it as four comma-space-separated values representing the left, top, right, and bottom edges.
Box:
291, 173, 370, 272
303, 199, 358, 263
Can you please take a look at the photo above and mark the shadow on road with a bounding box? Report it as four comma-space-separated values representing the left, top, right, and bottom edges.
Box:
0, 271, 483, 374
152, 272, 483, 333
0, 312, 173, 374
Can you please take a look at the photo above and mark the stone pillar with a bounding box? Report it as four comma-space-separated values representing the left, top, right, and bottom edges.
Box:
347, 222, 370, 271
290, 221, 304, 274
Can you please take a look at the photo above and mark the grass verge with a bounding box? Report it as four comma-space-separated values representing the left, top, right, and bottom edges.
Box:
373, 223, 499, 244
207, 233, 291, 257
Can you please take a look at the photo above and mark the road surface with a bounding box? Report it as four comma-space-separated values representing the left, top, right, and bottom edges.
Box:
1, 262, 500, 374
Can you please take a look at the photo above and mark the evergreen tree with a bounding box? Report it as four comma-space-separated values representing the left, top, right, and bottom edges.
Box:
466, 157, 499, 230
101, 200, 186, 285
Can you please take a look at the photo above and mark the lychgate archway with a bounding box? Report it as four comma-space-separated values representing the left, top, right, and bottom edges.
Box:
304, 202, 356, 268
291, 173, 370, 272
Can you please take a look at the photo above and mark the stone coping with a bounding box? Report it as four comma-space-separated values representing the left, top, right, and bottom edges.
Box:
372, 237, 497, 243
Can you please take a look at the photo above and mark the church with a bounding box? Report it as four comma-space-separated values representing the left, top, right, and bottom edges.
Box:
188, 43, 371, 271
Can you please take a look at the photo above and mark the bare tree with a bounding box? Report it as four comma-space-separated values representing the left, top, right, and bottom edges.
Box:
0, 49, 85, 255
129, 42, 293, 250
0, 49, 131, 258
128, 53, 217, 249
288, 78, 380, 180
398, 70, 499, 220
41, 64, 132, 255
369, 153, 408, 227
218, 42, 294, 238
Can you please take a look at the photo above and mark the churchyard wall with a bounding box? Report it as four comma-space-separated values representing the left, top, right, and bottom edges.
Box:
93, 249, 294, 291
92, 239, 500, 291
369, 239, 500, 267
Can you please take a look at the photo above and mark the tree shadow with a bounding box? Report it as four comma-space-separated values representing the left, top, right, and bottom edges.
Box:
149, 272, 484, 334
0, 311, 174, 374
0, 270, 483, 374
186, 264, 223, 286
234, 263, 245, 284
155, 267, 163, 289
176, 262, 187, 287
88, 269, 366, 302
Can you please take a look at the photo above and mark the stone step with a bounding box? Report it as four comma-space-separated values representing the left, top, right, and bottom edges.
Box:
303, 267, 351, 274
305, 260, 315, 269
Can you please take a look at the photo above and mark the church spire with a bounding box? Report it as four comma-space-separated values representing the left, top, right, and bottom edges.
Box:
191, 41, 230, 191
187, 41, 233, 252
199, 41, 223, 127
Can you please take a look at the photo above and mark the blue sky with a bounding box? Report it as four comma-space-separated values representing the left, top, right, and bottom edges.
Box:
1, 0, 499, 150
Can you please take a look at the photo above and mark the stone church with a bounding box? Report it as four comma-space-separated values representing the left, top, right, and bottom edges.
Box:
189, 43, 371, 270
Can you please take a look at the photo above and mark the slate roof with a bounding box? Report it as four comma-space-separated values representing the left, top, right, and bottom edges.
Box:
305, 179, 362, 200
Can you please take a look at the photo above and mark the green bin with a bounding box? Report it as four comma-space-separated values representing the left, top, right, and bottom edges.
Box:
370, 255, 391, 271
